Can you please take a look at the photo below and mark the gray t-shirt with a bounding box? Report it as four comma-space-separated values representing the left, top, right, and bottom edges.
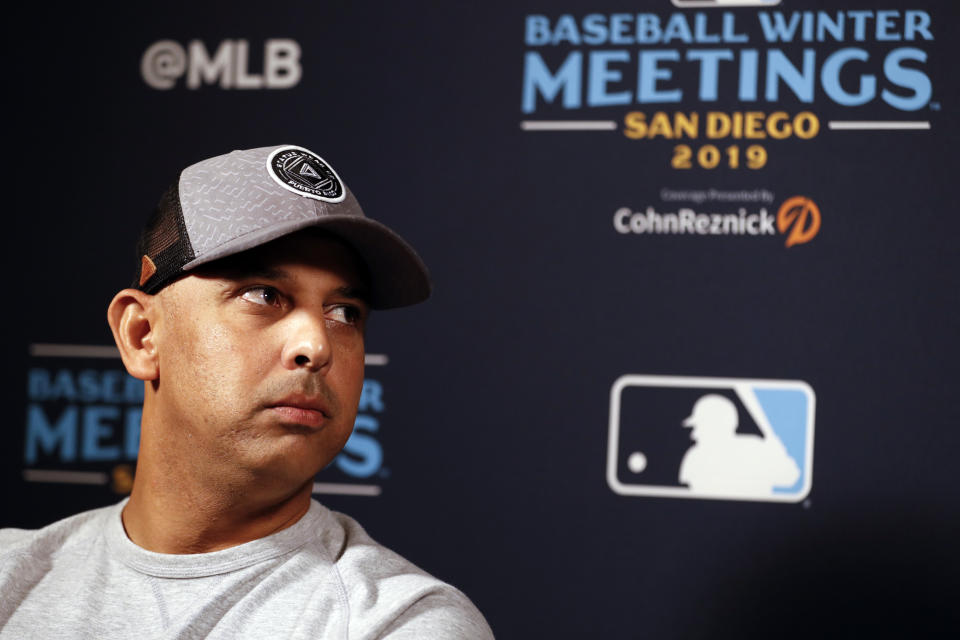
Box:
0, 499, 493, 639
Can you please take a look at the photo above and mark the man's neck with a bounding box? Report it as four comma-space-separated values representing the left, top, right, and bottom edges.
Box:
121, 470, 313, 554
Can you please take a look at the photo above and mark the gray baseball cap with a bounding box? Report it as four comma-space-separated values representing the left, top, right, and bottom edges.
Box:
133, 144, 431, 309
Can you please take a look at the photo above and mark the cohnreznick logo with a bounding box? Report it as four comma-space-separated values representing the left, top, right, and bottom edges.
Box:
607, 374, 815, 503
613, 195, 821, 247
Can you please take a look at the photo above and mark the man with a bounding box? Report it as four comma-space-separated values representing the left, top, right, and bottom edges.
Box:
0, 145, 494, 639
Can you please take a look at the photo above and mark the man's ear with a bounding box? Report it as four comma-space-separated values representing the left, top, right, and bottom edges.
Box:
107, 289, 160, 381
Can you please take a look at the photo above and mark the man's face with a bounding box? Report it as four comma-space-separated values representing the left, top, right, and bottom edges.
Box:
146, 230, 369, 491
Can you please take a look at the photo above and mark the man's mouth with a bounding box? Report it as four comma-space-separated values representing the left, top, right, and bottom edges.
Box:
266, 395, 331, 429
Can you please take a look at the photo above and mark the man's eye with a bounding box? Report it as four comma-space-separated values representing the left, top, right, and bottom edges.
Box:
240, 286, 281, 307
327, 305, 361, 325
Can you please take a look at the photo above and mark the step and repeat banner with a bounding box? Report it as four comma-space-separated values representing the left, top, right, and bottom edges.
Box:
6, 1, 957, 636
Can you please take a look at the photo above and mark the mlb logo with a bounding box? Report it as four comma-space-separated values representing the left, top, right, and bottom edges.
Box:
607, 375, 814, 503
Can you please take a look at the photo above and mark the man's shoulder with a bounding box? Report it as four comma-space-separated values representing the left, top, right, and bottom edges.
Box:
307, 502, 494, 639
314, 503, 455, 593
0, 503, 117, 559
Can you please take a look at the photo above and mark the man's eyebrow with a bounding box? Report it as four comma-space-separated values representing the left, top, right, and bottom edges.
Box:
202, 258, 291, 282
240, 265, 291, 281
335, 285, 371, 305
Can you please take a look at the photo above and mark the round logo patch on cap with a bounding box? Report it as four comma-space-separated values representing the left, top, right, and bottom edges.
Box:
266, 145, 346, 203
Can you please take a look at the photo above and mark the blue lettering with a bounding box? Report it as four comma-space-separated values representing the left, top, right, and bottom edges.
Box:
876, 11, 901, 42
588, 50, 630, 106
522, 51, 582, 114
882, 48, 931, 111
82, 405, 121, 461
638, 50, 681, 103
336, 415, 382, 478
817, 11, 844, 42
801, 12, 814, 43
609, 13, 631, 45
663, 14, 693, 44
765, 49, 816, 102
51, 370, 77, 401
758, 12, 801, 42
553, 15, 580, 45
28, 368, 50, 400
636, 14, 661, 44
821, 48, 875, 106
904, 11, 932, 41
848, 11, 871, 42
722, 12, 748, 44
101, 370, 125, 403
694, 14, 719, 44
125, 407, 142, 458
78, 370, 101, 402
582, 14, 608, 46
738, 50, 759, 101
25, 404, 77, 464
27, 368, 142, 403
686, 49, 733, 101
525, 15, 550, 46
125, 374, 145, 403
359, 379, 385, 412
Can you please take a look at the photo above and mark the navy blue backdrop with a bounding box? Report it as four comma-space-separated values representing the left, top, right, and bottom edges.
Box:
6, 1, 958, 636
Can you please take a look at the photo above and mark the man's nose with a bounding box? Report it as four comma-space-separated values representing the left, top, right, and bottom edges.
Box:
280, 311, 332, 372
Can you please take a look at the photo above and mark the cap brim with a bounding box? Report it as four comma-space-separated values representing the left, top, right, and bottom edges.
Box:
313, 216, 432, 309
181, 215, 431, 309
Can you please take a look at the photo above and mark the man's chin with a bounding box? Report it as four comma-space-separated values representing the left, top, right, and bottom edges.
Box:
242, 460, 324, 496
235, 443, 332, 484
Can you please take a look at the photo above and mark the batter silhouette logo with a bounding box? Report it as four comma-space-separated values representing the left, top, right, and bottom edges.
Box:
777, 196, 820, 247
607, 374, 814, 503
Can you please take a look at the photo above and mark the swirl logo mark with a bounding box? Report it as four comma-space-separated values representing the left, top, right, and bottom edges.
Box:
776, 196, 821, 247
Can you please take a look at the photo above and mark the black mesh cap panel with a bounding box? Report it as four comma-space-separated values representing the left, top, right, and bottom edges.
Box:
132, 177, 196, 293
